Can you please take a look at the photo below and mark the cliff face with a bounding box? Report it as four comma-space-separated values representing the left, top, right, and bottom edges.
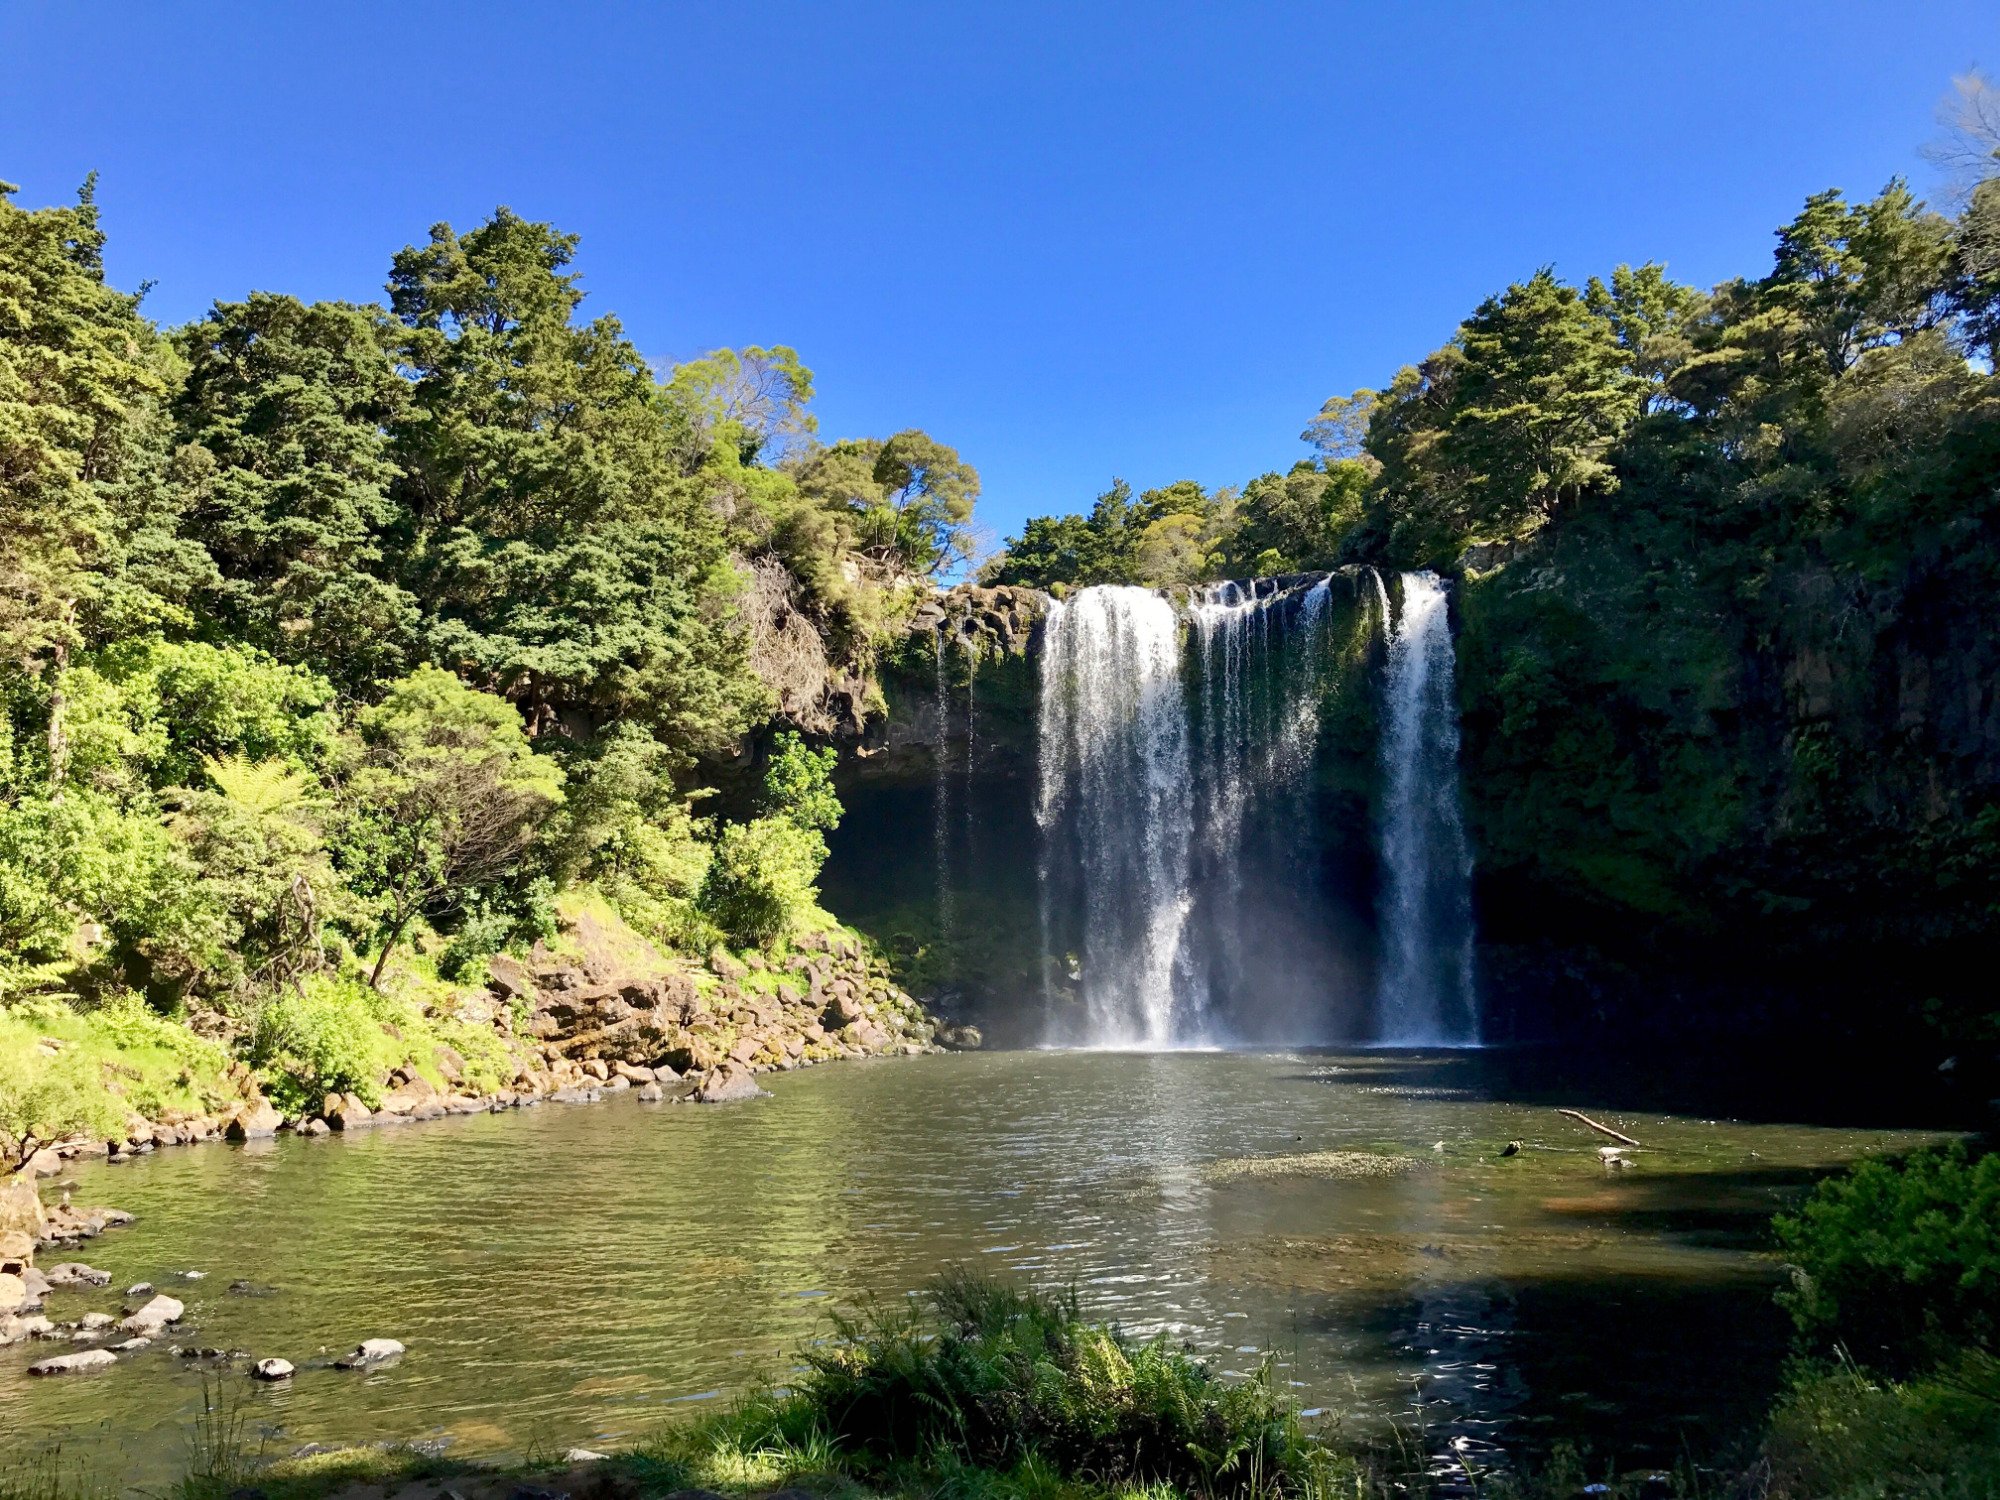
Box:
1455, 489, 2000, 1044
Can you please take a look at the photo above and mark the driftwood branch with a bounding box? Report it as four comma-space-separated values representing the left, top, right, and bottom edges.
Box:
1557, 1109, 1641, 1147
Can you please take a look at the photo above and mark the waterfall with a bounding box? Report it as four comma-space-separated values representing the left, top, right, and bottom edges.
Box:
1373, 571, 1479, 1045
1036, 577, 1339, 1047
932, 628, 954, 942
1036, 586, 1196, 1046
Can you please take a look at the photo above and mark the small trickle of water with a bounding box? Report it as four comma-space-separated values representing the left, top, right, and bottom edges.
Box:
1374, 571, 1479, 1045
932, 627, 954, 942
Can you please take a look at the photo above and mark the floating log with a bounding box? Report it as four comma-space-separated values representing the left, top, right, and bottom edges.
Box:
1557, 1109, 1640, 1147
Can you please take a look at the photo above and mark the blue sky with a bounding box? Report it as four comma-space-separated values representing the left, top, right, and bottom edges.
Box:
5, 2, 1993, 551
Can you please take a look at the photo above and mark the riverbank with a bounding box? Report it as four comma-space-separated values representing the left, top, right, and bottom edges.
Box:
3, 891, 954, 1174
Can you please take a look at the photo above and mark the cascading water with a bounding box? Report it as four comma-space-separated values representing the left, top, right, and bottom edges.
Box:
1035, 587, 1196, 1046
1036, 577, 1342, 1046
1373, 571, 1479, 1045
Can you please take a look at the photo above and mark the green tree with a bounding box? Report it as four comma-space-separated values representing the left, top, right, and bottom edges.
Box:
0, 178, 195, 791
175, 293, 417, 689
697, 731, 842, 948
336, 666, 564, 987
1443, 268, 1639, 537
384, 208, 759, 758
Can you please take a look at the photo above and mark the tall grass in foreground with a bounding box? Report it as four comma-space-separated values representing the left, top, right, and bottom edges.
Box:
626, 1270, 1361, 1500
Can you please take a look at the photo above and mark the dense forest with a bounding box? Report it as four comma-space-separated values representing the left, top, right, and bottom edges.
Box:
990, 154, 2000, 1048
0, 184, 980, 1138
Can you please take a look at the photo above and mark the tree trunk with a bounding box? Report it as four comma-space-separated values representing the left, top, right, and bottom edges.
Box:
45, 614, 72, 801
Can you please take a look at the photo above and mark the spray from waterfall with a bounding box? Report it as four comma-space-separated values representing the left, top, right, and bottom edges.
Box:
1373, 571, 1479, 1045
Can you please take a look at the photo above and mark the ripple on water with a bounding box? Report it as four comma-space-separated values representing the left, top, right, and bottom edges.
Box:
0, 1049, 1943, 1489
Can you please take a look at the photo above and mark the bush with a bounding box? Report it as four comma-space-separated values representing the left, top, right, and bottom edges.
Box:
698, 816, 825, 948
1774, 1143, 2000, 1372
250, 974, 389, 1114
758, 1271, 1339, 1497
1764, 1352, 2000, 1500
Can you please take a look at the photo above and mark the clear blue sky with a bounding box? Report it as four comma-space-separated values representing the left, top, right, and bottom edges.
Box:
5, 2, 1992, 551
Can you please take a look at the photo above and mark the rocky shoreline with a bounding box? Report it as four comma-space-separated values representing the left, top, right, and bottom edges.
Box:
7, 921, 977, 1182
1, 920, 983, 1364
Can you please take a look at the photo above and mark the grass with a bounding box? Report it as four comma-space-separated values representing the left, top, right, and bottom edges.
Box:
621, 1270, 1363, 1500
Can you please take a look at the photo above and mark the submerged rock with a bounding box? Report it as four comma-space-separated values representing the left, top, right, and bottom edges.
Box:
253, 1357, 295, 1380
1201, 1151, 1429, 1183
29, 1348, 117, 1375
334, 1337, 405, 1368
692, 1065, 765, 1104
44, 1262, 111, 1287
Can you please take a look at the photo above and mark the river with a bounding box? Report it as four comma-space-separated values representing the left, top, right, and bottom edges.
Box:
0, 1049, 1940, 1489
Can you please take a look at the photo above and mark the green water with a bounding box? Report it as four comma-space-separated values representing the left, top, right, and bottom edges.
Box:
0, 1051, 1940, 1488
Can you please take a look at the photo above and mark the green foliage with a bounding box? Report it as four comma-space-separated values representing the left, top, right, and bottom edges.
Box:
760, 731, 841, 831
64, 636, 335, 798
699, 816, 826, 949
250, 973, 391, 1113
0, 992, 235, 1142
756, 1272, 1342, 1497
337, 667, 565, 984
1764, 1352, 2000, 1500
174, 292, 418, 688
1774, 1144, 2000, 1372
696, 731, 845, 948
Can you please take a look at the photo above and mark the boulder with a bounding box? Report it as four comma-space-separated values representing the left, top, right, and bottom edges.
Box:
613, 1062, 656, 1085
299, 1118, 331, 1137
936, 1024, 984, 1051
486, 953, 534, 1003
76, 1311, 115, 1332
0, 1229, 32, 1274
1, 1313, 54, 1343
327, 1095, 373, 1131
252, 1357, 295, 1380
25, 1148, 62, 1178
109, 1336, 150, 1351
636, 1082, 665, 1103
119, 1294, 184, 1335
334, 1337, 405, 1368
29, 1348, 116, 1375
692, 1066, 765, 1104
226, 1100, 283, 1141
825, 992, 865, 1027
0, 1272, 24, 1313
18, 1265, 50, 1306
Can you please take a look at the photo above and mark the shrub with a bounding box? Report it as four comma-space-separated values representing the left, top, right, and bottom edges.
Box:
698, 816, 825, 948
757, 1271, 1339, 1497
250, 974, 388, 1113
1764, 1352, 2000, 1500
1774, 1143, 2000, 1372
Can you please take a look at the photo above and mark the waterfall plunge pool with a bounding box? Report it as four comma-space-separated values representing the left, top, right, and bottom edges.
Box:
1, 1048, 1944, 1488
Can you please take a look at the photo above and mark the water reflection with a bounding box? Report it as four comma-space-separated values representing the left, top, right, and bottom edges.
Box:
0, 1051, 1939, 1488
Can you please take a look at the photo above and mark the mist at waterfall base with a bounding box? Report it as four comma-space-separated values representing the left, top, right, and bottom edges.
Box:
821, 570, 1480, 1050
